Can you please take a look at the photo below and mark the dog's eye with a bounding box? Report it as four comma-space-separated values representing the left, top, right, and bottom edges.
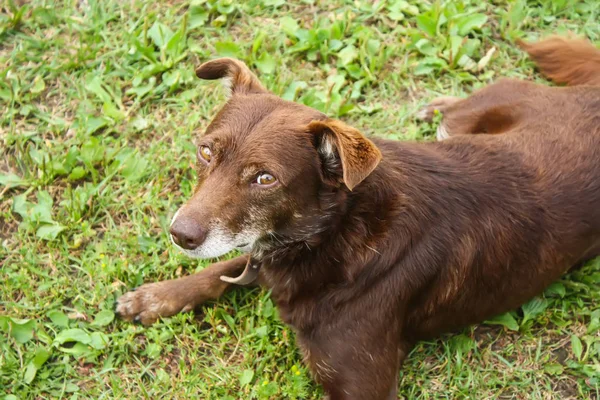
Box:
256, 173, 277, 186
198, 146, 212, 164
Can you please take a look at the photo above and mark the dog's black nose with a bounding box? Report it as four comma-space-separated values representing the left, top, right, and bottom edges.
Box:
170, 218, 207, 250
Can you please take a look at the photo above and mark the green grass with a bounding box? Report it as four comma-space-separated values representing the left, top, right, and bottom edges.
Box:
1, 0, 599, 398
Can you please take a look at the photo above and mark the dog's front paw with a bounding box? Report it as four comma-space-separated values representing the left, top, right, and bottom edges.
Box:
115, 282, 194, 326
416, 96, 461, 122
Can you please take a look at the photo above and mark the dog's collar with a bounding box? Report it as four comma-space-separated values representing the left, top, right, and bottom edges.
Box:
220, 257, 260, 285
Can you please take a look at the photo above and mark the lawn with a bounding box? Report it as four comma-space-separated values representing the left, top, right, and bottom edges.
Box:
1, 0, 599, 398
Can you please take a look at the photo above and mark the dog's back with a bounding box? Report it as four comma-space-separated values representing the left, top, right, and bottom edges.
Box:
405, 37, 600, 337
520, 37, 600, 233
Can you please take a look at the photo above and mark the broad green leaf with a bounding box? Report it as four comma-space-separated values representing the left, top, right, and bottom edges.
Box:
54, 328, 92, 345
327, 74, 346, 94
144, 342, 162, 359
366, 39, 381, 56
337, 45, 358, 66
211, 14, 227, 28
544, 363, 564, 375
280, 16, 299, 38
162, 70, 181, 88
263, 0, 285, 6
457, 55, 476, 71
132, 117, 149, 131
91, 310, 115, 327
31, 191, 54, 224
58, 342, 90, 356
282, 81, 307, 101
460, 38, 481, 57
102, 102, 126, 121
414, 38, 438, 56
85, 76, 112, 104
80, 137, 105, 165
12, 194, 30, 218
29, 148, 50, 166
0, 173, 27, 188
65, 146, 80, 169
448, 334, 475, 354
414, 57, 447, 75
165, 27, 186, 59
508, 0, 527, 29
329, 39, 343, 52
47, 310, 69, 328
216, 0, 236, 15
215, 41, 241, 58
255, 53, 276, 75
36, 224, 66, 240
119, 153, 149, 182
84, 116, 110, 135
0, 87, 11, 102
262, 299, 275, 319
126, 78, 156, 98
251, 31, 266, 56
24, 347, 51, 384
456, 14, 488, 36
449, 35, 464, 63
13, 320, 36, 344
65, 383, 80, 392
30, 75, 46, 95
239, 369, 254, 387
19, 104, 33, 117
257, 381, 278, 397
521, 297, 549, 325
588, 310, 600, 334
255, 325, 268, 338
89, 332, 109, 350
1, 318, 36, 344
416, 13, 437, 37
330, 21, 344, 40
389, 0, 418, 16
51, 161, 69, 175
188, 6, 208, 29
148, 22, 174, 49
137, 234, 159, 254
571, 335, 583, 361
485, 312, 519, 331
68, 167, 87, 181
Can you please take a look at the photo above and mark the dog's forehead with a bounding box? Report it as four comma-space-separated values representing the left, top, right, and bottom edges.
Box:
205, 94, 323, 153
216, 94, 323, 138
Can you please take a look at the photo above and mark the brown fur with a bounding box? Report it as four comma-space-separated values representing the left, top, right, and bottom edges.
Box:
116, 37, 600, 399
518, 36, 600, 86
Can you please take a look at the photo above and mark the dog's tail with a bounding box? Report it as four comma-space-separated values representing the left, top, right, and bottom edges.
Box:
518, 36, 600, 86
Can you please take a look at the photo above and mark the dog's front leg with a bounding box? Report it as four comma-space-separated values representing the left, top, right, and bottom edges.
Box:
115, 255, 249, 325
302, 322, 408, 400
317, 344, 405, 400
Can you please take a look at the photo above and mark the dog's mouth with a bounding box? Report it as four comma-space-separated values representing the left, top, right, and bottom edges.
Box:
236, 242, 250, 248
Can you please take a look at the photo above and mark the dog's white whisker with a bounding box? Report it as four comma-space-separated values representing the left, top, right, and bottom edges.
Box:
436, 123, 451, 141
365, 245, 380, 255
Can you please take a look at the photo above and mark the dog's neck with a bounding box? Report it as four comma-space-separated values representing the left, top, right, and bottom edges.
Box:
252, 170, 403, 321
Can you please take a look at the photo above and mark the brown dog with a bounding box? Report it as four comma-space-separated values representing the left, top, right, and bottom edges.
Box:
116, 37, 600, 399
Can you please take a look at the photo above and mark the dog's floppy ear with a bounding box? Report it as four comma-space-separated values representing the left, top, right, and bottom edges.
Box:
195, 58, 267, 96
308, 119, 382, 191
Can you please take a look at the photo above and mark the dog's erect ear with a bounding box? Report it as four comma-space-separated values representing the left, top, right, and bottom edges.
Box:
195, 58, 267, 96
308, 119, 382, 191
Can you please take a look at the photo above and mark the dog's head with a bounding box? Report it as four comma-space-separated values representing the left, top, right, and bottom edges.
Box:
169, 58, 381, 259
